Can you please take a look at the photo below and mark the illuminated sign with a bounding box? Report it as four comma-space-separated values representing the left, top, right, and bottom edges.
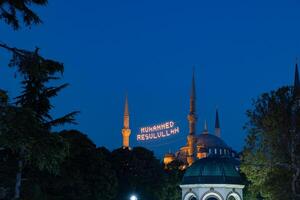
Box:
137, 121, 180, 141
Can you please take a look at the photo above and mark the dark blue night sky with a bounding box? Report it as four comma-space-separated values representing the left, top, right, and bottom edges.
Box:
1, 0, 300, 158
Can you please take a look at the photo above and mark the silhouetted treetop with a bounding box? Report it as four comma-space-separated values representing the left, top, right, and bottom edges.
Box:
0, 43, 79, 128
0, 0, 47, 30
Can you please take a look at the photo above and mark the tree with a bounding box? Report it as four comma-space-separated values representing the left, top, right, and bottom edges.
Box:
241, 84, 300, 200
0, 91, 17, 200
25, 130, 118, 200
0, 0, 47, 30
58, 130, 117, 200
0, 0, 76, 198
0, 44, 78, 199
111, 147, 166, 200
0, 148, 17, 199
162, 160, 185, 200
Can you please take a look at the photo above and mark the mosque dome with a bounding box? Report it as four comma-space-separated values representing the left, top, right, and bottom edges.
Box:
163, 152, 175, 165
182, 156, 243, 185
196, 133, 229, 148
164, 152, 175, 159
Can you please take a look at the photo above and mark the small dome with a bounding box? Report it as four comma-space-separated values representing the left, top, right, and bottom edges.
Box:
182, 157, 243, 185
164, 152, 175, 165
196, 134, 228, 148
164, 153, 175, 158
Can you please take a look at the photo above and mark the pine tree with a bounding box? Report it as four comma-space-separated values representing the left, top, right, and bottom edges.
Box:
0, 43, 78, 199
0, 0, 47, 30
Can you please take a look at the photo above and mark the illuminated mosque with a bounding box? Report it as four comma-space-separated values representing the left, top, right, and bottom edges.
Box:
120, 70, 248, 200
163, 72, 245, 200
120, 71, 238, 164
163, 71, 238, 167
120, 70, 245, 200
176, 65, 300, 200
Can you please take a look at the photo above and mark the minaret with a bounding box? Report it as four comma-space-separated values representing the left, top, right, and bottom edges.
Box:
292, 62, 300, 130
294, 63, 300, 100
215, 109, 221, 137
122, 95, 131, 149
291, 62, 300, 199
187, 69, 197, 165
203, 120, 209, 134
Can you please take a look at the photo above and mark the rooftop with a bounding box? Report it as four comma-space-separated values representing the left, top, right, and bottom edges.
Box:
182, 156, 243, 185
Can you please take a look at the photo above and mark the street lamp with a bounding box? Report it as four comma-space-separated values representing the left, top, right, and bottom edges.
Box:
130, 195, 137, 200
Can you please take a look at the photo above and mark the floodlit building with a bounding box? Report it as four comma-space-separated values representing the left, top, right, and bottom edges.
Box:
119, 64, 300, 200
160, 70, 245, 200
163, 71, 238, 167
120, 69, 246, 200
163, 152, 176, 165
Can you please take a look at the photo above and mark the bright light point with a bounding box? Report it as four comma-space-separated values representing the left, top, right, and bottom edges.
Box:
130, 195, 137, 200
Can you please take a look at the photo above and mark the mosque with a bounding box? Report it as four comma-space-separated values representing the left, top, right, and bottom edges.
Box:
177, 64, 300, 200
119, 64, 300, 200
122, 66, 300, 200
162, 71, 238, 167
162, 72, 244, 200
119, 69, 246, 200
120, 72, 239, 165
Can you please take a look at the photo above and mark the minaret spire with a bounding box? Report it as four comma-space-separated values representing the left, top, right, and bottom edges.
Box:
203, 120, 208, 134
122, 94, 131, 149
188, 67, 197, 134
190, 67, 196, 114
294, 62, 300, 99
215, 109, 221, 137
187, 67, 197, 165
124, 95, 129, 128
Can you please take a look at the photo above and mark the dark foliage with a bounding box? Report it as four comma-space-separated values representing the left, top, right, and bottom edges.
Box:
241, 86, 300, 200
21, 130, 118, 200
0, 149, 17, 200
111, 147, 166, 200
0, 44, 78, 199
163, 160, 185, 200
0, 0, 47, 30
1, 44, 79, 127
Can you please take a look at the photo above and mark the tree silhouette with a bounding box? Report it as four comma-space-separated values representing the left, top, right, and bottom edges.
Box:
111, 147, 166, 200
24, 130, 118, 200
0, 44, 78, 199
0, 0, 47, 30
241, 86, 300, 200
